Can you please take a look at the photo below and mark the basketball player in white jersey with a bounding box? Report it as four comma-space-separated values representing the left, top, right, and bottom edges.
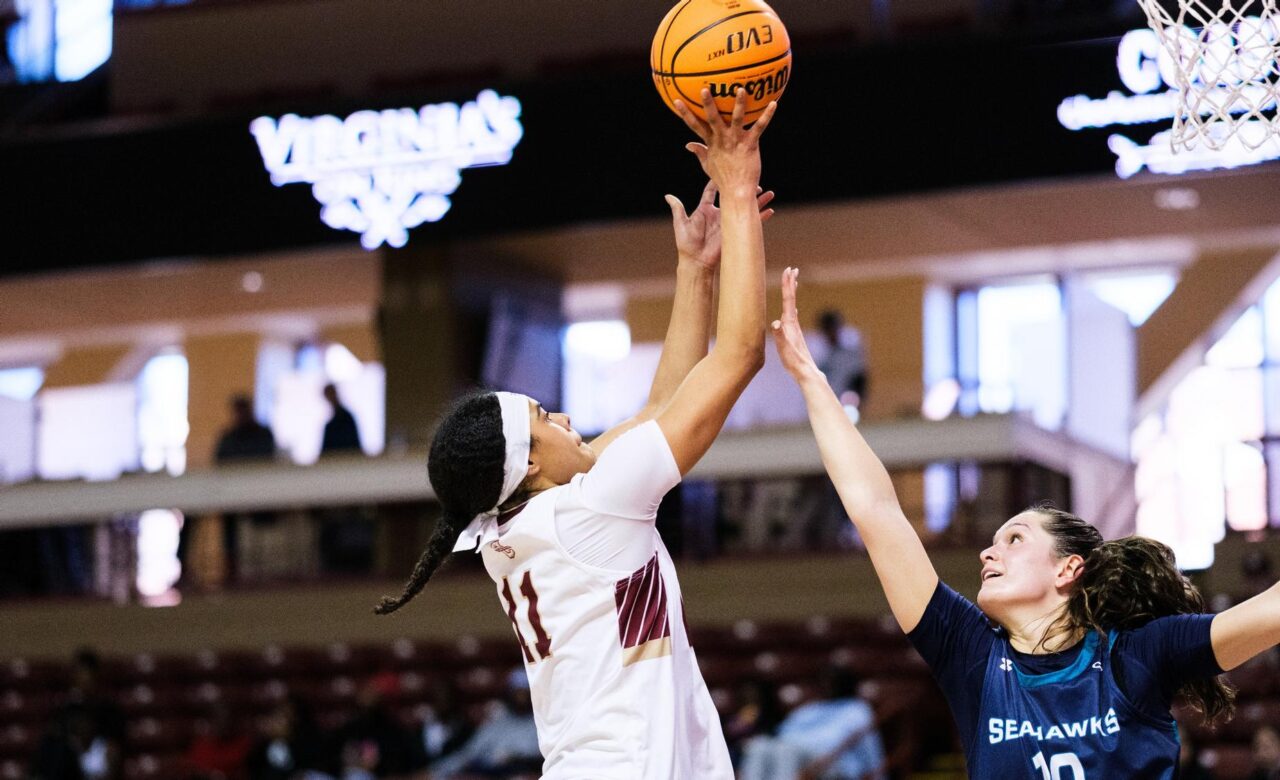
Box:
374, 88, 778, 779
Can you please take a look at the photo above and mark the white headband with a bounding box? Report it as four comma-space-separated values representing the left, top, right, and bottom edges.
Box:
452, 391, 532, 552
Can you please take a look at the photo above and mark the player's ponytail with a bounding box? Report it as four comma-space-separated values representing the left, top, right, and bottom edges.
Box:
1074, 535, 1235, 725
374, 392, 507, 615
1038, 505, 1237, 726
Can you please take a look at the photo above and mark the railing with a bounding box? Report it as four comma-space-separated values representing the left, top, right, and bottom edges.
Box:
0, 413, 1127, 528
0, 413, 1143, 600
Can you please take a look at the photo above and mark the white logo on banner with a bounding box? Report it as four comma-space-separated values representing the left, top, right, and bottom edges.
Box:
251, 90, 523, 249
1057, 27, 1280, 178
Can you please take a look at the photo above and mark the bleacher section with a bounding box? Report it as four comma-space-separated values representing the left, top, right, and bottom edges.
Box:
4, 614, 1275, 779
1, 615, 947, 779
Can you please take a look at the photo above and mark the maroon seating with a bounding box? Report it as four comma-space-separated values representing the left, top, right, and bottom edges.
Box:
1214, 698, 1280, 743
449, 635, 523, 670
454, 665, 511, 705
126, 717, 192, 754
1226, 655, 1280, 698
697, 656, 759, 688
749, 650, 829, 683
0, 689, 53, 727
378, 637, 457, 673
2, 610, 1126, 775
0, 724, 36, 762
120, 684, 178, 719
0, 658, 65, 694
122, 752, 191, 780
1199, 743, 1255, 779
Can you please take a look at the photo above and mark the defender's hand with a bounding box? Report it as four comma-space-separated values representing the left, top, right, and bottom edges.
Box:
666, 181, 776, 270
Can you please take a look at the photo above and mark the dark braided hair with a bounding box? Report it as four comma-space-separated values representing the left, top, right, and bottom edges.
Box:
374, 392, 507, 615
1034, 503, 1236, 726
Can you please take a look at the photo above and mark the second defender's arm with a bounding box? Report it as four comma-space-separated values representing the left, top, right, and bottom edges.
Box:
773, 268, 939, 633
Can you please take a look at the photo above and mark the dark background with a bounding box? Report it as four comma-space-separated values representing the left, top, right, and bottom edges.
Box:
0, 32, 1144, 276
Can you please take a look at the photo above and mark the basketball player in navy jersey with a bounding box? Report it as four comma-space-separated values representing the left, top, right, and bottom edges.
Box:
771, 268, 1280, 778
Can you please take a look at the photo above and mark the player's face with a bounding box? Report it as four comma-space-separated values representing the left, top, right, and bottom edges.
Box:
526, 399, 597, 487
975, 511, 1065, 617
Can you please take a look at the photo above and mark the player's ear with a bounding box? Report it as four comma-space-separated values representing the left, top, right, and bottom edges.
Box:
1056, 554, 1085, 587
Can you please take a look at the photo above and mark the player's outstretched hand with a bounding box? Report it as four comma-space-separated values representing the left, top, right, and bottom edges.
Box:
673, 88, 777, 194
771, 267, 822, 382
666, 181, 776, 270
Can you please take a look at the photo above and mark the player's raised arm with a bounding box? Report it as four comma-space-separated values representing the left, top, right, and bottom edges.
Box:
653, 88, 777, 475
771, 268, 939, 633
1210, 580, 1280, 671
589, 179, 775, 456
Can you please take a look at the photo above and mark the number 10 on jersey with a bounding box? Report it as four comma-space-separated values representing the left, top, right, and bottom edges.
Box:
1033, 751, 1084, 779
500, 572, 553, 663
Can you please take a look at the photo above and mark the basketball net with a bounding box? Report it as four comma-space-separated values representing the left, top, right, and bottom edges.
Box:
1137, 0, 1280, 151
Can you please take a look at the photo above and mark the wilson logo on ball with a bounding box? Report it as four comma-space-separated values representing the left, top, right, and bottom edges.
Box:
651, 0, 792, 123
708, 66, 789, 102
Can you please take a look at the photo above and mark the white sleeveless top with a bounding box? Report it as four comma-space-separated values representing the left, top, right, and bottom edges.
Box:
476, 421, 732, 779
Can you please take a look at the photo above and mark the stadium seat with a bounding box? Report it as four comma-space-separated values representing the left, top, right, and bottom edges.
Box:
1199, 743, 1255, 779
122, 751, 191, 780
125, 717, 191, 754
0, 724, 35, 762
0, 658, 64, 694
451, 635, 523, 669
0, 689, 52, 728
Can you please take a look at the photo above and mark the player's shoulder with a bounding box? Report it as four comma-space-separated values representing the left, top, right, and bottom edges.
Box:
931, 580, 993, 623
607, 417, 669, 453
1109, 613, 1214, 651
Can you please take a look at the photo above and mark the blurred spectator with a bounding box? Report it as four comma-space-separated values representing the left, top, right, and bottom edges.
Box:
335, 739, 378, 780
216, 395, 276, 462
29, 649, 126, 780
245, 696, 325, 780
430, 669, 541, 779
331, 677, 422, 777
185, 703, 252, 780
817, 310, 867, 413
724, 679, 784, 765
419, 680, 473, 766
739, 667, 886, 780
1251, 725, 1280, 780
320, 385, 361, 456
1177, 723, 1214, 780
183, 395, 276, 585
317, 384, 371, 574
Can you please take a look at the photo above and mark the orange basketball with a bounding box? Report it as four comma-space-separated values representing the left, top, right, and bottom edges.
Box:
651, 0, 792, 124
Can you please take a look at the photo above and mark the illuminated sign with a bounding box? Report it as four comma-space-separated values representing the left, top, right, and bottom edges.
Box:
251, 90, 523, 249
6, 0, 113, 84
1058, 28, 1280, 178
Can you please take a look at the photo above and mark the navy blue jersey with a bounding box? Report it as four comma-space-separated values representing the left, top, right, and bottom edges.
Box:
908, 581, 1220, 778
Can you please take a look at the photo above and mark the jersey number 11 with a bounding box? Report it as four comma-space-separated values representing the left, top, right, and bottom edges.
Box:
500, 572, 553, 663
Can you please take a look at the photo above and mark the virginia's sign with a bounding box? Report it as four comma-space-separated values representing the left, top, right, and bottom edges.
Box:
251, 90, 523, 249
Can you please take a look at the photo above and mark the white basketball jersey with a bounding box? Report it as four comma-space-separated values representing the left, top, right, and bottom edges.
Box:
478, 457, 732, 778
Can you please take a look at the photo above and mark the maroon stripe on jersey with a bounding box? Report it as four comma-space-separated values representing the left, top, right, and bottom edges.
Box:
501, 577, 535, 663
520, 571, 552, 659
614, 553, 672, 650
